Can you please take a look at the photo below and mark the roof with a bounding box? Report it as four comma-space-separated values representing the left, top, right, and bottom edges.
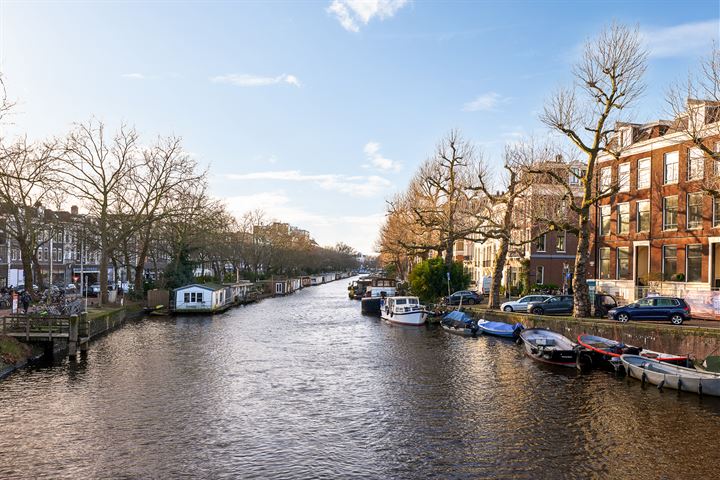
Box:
173, 283, 225, 292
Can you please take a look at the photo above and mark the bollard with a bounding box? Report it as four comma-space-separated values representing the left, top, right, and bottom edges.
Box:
68, 315, 79, 358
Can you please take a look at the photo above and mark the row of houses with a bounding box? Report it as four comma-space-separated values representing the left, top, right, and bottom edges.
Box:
453, 99, 720, 307
172, 272, 353, 313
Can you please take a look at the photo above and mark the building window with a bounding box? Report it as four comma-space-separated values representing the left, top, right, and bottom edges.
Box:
618, 163, 630, 192
663, 196, 678, 230
600, 205, 611, 235
183, 292, 203, 303
617, 247, 630, 279
637, 158, 650, 189
663, 151, 679, 184
569, 167, 581, 185
687, 245, 702, 282
687, 147, 704, 181
556, 231, 566, 252
687, 192, 704, 229
600, 166, 612, 191
599, 248, 611, 279
663, 246, 677, 281
536, 233, 546, 252
617, 203, 630, 234
536, 266, 544, 284
714, 196, 720, 228
637, 200, 650, 232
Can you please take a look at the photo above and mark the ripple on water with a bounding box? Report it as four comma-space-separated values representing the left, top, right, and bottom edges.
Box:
2, 279, 720, 479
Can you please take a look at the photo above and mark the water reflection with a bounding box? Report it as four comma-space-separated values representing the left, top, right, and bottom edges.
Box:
1, 278, 719, 478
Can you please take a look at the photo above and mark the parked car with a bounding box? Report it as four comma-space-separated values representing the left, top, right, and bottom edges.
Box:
592, 293, 617, 318
445, 290, 484, 306
527, 295, 574, 315
607, 297, 690, 325
84, 283, 101, 296
500, 294, 552, 312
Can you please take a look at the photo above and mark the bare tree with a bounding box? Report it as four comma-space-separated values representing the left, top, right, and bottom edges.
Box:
538, 23, 647, 317
58, 120, 138, 305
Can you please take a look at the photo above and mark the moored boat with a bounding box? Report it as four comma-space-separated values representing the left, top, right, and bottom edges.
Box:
477, 319, 524, 338
621, 354, 720, 396
380, 296, 427, 326
520, 328, 579, 368
441, 310, 479, 337
577, 334, 691, 369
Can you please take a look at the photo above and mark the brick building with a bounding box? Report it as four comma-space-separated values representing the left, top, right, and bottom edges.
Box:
589, 99, 720, 304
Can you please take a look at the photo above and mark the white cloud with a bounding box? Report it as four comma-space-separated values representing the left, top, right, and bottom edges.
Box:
225, 170, 391, 197
327, 0, 409, 33
363, 141, 401, 172
462, 92, 508, 112
121, 73, 145, 79
641, 19, 719, 58
211, 73, 301, 87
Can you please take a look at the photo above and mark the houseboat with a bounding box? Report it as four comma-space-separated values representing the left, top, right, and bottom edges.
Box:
173, 284, 233, 314
380, 296, 427, 326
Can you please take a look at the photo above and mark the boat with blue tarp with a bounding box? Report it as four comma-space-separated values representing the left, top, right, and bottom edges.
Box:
441, 310, 479, 337
477, 319, 524, 339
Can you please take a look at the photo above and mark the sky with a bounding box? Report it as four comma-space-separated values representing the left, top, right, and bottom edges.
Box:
0, 0, 718, 254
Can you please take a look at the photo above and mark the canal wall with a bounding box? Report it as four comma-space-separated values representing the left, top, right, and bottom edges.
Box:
469, 308, 720, 360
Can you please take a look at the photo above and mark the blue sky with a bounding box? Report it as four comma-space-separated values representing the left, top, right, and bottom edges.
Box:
0, 1, 718, 254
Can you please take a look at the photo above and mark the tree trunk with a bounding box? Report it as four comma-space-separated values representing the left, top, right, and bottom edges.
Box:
488, 237, 509, 309
572, 206, 592, 317
99, 245, 109, 306
19, 243, 34, 293
444, 237, 454, 269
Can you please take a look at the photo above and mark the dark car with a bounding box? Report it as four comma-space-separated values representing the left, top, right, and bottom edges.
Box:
527, 295, 574, 315
593, 293, 618, 318
445, 290, 484, 306
607, 296, 690, 325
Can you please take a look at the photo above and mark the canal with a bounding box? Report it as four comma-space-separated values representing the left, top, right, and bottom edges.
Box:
1, 278, 720, 478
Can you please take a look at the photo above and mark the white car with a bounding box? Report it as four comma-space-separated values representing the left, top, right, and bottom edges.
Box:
500, 295, 552, 312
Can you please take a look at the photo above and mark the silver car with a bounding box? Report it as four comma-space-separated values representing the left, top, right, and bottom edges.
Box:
500, 295, 552, 313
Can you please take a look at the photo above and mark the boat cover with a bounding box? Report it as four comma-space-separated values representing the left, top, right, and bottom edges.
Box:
478, 320, 524, 337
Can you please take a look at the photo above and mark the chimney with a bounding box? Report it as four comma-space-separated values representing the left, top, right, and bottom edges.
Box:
71, 205, 79, 215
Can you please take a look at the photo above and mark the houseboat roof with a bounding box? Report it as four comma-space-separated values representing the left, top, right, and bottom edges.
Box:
174, 283, 225, 292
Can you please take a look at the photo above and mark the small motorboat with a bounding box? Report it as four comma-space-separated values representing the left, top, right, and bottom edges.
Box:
520, 328, 579, 368
380, 296, 427, 326
477, 319, 524, 338
621, 354, 720, 396
577, 334, 691, 369
441, 310, 479, 337
637, 349, 691, 367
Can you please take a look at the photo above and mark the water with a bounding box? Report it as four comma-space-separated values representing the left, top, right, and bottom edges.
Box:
1, 278, 720, 479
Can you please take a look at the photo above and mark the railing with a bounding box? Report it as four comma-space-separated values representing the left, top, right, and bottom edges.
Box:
1, 315, 72, 339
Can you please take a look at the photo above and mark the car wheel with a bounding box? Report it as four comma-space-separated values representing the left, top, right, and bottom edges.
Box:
531, 307, 543, 315
503, 306, 513, 312
617, 313, 629, 323
467, 299, 475, 305
670, 314, 684, 325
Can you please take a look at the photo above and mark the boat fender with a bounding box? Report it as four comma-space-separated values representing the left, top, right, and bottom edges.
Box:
677, 377, 683, 394
641, 371, 647, 386
698, 380, 703, 397
657, 379, 665, 391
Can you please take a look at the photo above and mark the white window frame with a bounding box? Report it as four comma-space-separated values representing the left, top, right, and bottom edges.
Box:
617, 203, 630, 234
714, 196, 720, 228
618, 163, 630, 192
663, 151, 679, 184
600, 166, 613, 191
536, 233, 546, 252
686, 192, 704, 230
637, 158, 651, 189
686, 244, 703, 283
599, 247, 611, 279
600, 205, 611, 236
687, 147, 704, 181
569, 167, 581, 185
556, 231, 566, 252
663, 245, 677, 281
636, 200, 650, 232
617, 246, 630, 279
663, 195, 678, 230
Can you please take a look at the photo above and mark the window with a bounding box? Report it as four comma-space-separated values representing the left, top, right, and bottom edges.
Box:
556, 231, 566, 252
617, 247, 630, 279
536, 266, 544, 284
663, 196, 678, 230
183, 292, 203, 303
618, 163, 630, 192
617, 203, 630, 234
663, 246, 677, 281
687, 192, 703, 229
600, 205, 611, 235
536, 233, 546, 252
637, 158, 650, 189
599, 248, 611, 279
637, 200, 650, 232
714, 197, 720, 228
569, 167, 581, 185
687, 245, 702, 282
664, 151, 679, 184
600, 166, 612, 191
687, 147, 704, 181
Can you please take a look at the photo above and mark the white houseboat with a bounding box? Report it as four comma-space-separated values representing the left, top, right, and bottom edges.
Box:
173, 283, 233, 313
380, 296, 427, 326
